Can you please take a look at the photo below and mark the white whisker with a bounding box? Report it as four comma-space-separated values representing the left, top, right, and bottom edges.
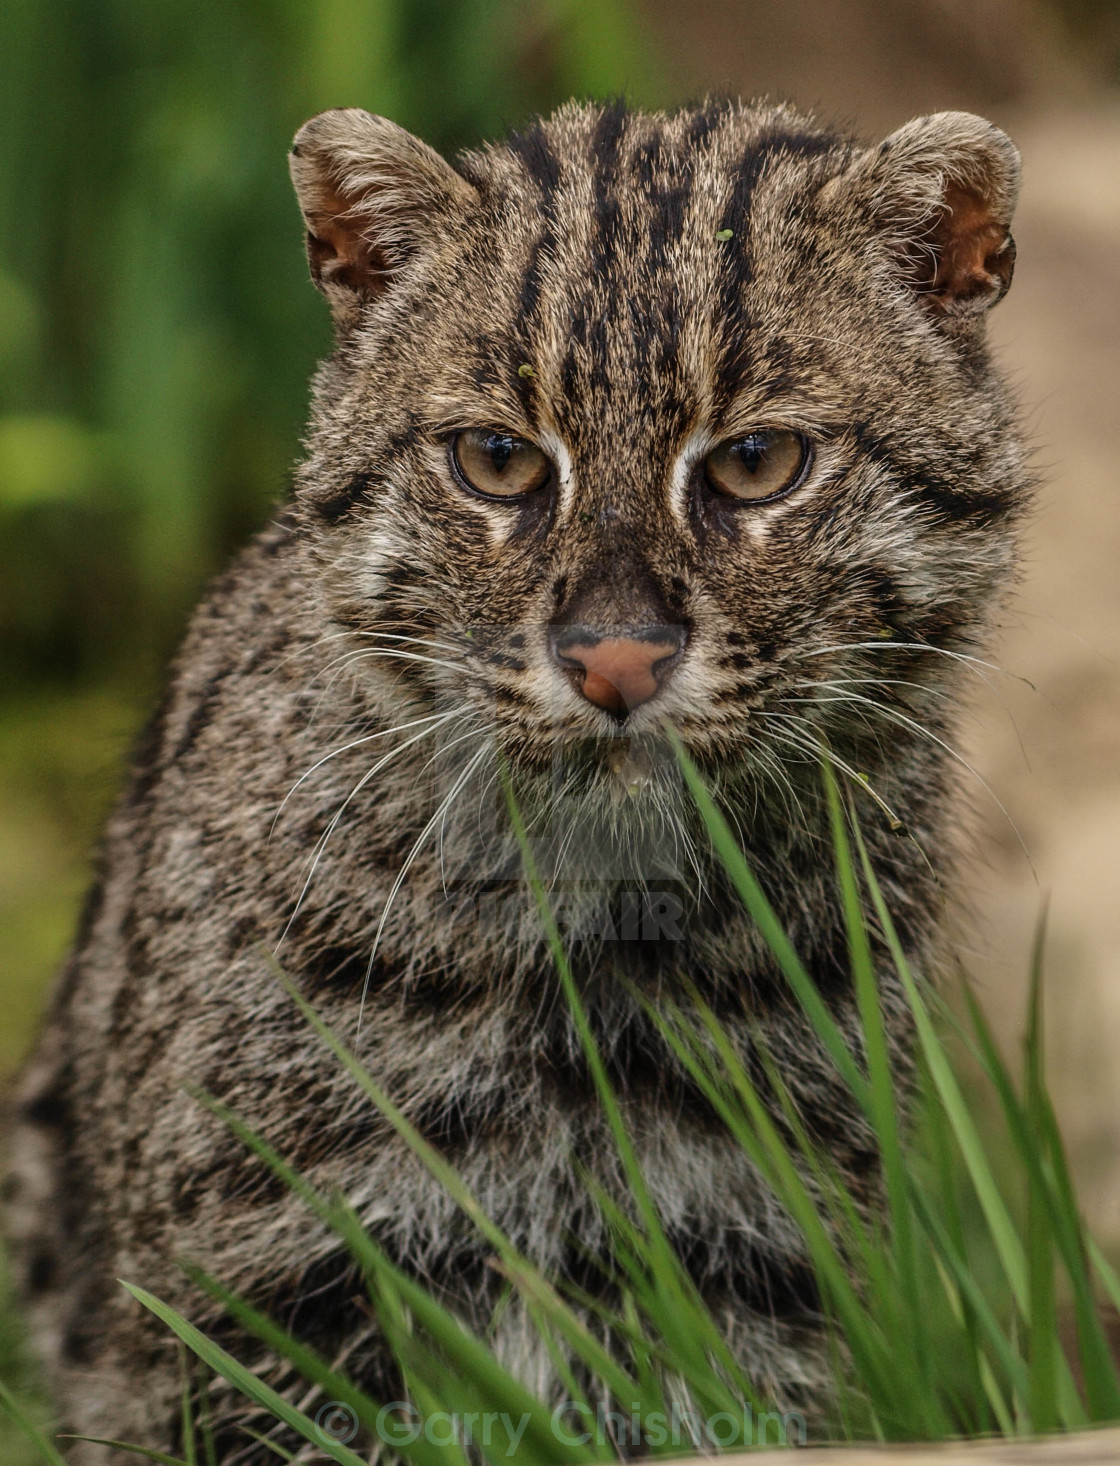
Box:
802, 639, 1025, 685
276, 710, 459, 951
359, 744, 491, 1029
796, 641, 1034, 772
781, 684, 1035, 877
748, 738, 813, 838
424, 725, 493, 890
317, 645, 471, 681
272, 709, 452, 835
758, 710, 909, 832
351, 630, 468, 657
793, 675, 949, 702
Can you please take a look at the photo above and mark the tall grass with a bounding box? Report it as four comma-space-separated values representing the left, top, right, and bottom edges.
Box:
5, 753, 1119, 1463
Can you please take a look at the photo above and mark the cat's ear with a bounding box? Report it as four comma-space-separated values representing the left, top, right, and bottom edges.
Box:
831, 112, 1020, 323
289, 108, 477, 334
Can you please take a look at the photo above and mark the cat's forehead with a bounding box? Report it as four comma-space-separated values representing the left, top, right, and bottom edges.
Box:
477, 99, 845, 210
437, 102, 858, 440
473, 101, 850, 313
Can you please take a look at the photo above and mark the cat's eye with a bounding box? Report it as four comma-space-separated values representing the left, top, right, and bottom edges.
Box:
703, 430, 809, 503
450, 430, 551, 500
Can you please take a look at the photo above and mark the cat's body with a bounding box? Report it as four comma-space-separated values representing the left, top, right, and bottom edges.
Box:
6, 99, 1027, 1462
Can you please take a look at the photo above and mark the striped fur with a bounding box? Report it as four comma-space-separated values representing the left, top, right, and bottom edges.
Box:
5, 99, 1029, 1462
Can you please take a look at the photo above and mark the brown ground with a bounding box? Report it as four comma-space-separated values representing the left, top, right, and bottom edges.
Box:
639, 0, 1120, 1244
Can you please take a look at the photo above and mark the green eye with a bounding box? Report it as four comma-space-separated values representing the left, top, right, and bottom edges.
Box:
703, 430, 809, 503
451, 430, 551, 499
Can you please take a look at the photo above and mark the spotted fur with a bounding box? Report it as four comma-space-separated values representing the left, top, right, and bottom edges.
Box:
5, 99, 1029, 1462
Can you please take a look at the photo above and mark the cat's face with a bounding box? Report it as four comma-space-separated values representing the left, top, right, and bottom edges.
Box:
290, 102, 1026, 836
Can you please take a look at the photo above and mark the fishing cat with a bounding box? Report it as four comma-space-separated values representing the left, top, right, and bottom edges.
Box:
6, 98, 1026, 1461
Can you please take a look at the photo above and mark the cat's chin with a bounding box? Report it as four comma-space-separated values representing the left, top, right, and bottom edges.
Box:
428, 725, 702, 892
498, 725, 677, 783
518, 735, 701, 887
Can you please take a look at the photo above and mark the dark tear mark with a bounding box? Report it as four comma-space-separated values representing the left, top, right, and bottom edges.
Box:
313, 472, 376, 524
854, 426, 1019, 529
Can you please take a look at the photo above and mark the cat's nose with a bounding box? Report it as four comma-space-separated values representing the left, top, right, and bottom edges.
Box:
551, 626, 687, 716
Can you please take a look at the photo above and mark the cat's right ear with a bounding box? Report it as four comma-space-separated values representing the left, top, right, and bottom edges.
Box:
289, 109, 477, 335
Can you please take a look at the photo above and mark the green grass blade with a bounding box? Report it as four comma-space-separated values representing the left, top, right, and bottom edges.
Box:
354, 1268, 475, 1466
179, 1264, 387, 1445
854, 826, 1102, 1429
268, 965, 505, 1256
962, 985, 1110, 1424
823, 765, 931, 1419
1032, 1099, 1120, 1420
745, 1036, 938, 1424
1023, 955, 1120, 1423
742, 1031, 896, 1314
850, 822, 1030, 1316
573, 1172, 756, 1417
1089, 1240, 1120, 1319
179, 1343, 197, 1466
908, 1187, 1032, 1412
639, 989, 905, 1420
197, 1077, 575, 1465
498, 773, 663, 1235
327, 1206, 600, 1466
190, 1090, 603, 1464
499, 768, 752, 1396
119, 1284, 367, 1466
525, 1304, 594, 1424
0, 1381, 68, 1466
928, 1250, 1014, 1436
922, 1073, 996, 1435
667, 728, 871, 1112
59, 1441, 191, 1466
196, 1361, 218, 1466
271, 974, 643, 1406
1024, 922, 1059, 1432
237, 1429, 298, 1462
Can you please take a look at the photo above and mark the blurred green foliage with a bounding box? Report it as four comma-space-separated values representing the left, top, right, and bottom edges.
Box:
0, 0, 661, 692
0, 0, 664, 1086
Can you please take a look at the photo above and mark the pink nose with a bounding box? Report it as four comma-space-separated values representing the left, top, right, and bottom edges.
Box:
559, 635, 681, 715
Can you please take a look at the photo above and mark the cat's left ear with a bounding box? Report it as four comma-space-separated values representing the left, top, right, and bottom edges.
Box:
289, 108, 478, 335
829, 111, 1020, 322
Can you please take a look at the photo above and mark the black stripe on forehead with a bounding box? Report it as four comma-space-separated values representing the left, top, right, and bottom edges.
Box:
558, 103, 695, 429
589, 97, 629, 175
684, 96, 734, 149
637, 120, 690, 272
638, 105, 730, 382
505, 116, 563, 195
588, 99, 630, 280
627, 120, 677, 389
551, 102, 632, 420
712, 127, 836, 413
504, 118, 565, 413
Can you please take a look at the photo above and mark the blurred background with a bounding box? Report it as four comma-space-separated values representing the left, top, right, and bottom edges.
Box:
1, 0, 1119, 1370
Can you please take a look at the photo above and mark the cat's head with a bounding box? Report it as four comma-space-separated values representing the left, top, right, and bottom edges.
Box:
287, 100, 1027, 856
